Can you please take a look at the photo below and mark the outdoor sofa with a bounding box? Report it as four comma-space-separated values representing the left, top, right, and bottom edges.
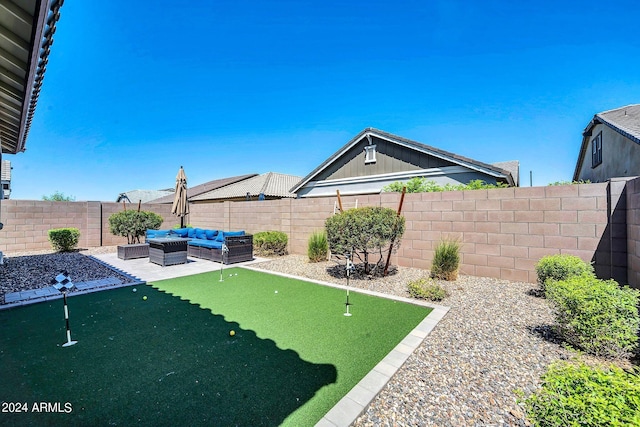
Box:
145, 228, 253, 265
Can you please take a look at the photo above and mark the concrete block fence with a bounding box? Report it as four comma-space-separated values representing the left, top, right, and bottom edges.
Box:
1, 178, 639, 287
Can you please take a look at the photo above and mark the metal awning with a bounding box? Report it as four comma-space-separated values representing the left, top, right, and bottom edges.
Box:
0, 0, 63, 154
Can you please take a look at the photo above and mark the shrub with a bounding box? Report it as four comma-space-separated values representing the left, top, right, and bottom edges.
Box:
48, 228, 80, 252
535, 254, 594, 290
525, 361, 640, 426
431, 240, 460, 281
253, 231, 288, 256
307, 230, 328, 262
108, 210, 163, 244
545, 274, 640, 358
408, 278, 448, 301
382, 177, 508, 193
325, 206, 405, 274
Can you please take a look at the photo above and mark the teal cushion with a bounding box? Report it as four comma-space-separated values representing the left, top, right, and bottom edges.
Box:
225, 231, 245, 237
195, 228, 207, 239
215, 231, 225, 242
187, 228, 197, 238
172, 228, 189, 237
205, 230, 218, 240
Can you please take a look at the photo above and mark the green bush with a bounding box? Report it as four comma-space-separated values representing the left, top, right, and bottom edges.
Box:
408, 278, 448, 301
545, 274, 640, 358
382, 177, 508, 193
307, 230, 328, 262
431, 240, 460, 281
253, 231, 288, 256
48, 228, 80, 252
325, 206, 405, 275
525, 361, 640, 426
535, 254, 594, 290
108, 210, 163, 244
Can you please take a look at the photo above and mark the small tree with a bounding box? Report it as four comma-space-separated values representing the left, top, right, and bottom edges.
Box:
325, 206, 405, 274
108, 210, 163, 244
48, 228, 80, 252
42, 191, 75, 201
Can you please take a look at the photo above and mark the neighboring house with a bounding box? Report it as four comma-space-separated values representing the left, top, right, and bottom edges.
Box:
189, 172, 302, 203
291, 128, 518, 198
116, 189, 174, 204
148, 174, 258, 204
1, 160, 11, 199
573, 104, 640, 183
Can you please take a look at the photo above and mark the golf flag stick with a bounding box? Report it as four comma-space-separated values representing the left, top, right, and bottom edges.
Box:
344, 252, 355, 316
51, 271, 77, 347
219, 243, 229, 282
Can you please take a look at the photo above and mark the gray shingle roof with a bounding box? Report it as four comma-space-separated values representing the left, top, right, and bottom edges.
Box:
190, 172, 302, 201
117, 189, 174, 204
148, 174, 258, 203
573, 104, 640, 181
596, 104, 640, 144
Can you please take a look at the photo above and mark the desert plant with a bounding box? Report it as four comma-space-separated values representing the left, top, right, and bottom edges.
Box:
48, 228, 80, 252
108, 210, 163, 244
430, 239, 460, 280
535, 254, 594, 290
325, 206, 405, 274
545, 274, 640, 358
42, 191, 75, 201
307, 230, 328, 262
524, 360, 640, 426
408, 278, 448, 301
253, 231, 288, 256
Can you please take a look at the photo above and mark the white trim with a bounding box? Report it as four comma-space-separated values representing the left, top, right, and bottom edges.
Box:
304, 165, 470, 189
364, 145, 377, 164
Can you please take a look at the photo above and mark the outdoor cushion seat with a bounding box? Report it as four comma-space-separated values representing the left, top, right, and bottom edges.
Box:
188, 239, 223, 249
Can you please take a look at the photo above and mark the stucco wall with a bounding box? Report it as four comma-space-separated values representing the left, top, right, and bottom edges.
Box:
576, 123, 640, 182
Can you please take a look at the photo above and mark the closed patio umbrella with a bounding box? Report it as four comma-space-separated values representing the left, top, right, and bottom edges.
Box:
171, 166, 189, 228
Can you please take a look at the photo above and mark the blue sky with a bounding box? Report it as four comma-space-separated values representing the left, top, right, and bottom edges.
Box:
10, 0, 640, 201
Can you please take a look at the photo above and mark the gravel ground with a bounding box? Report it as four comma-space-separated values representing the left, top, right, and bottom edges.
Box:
0, 248, 619, 425
0, 246, 130, 302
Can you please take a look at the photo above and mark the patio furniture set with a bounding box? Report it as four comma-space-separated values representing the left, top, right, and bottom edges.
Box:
117, 228, 253, 266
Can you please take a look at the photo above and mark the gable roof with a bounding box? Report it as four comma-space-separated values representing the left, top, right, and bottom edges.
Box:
573, 104, 640, 181
117, 189, 174, 204
291, 127, 516, 193
148, 174, 258, 203
0, 0, 63, 155
190, 172, 302, 202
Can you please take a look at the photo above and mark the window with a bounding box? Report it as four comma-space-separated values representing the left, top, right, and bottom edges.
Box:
364, 145, 377, 164
591, 132, 602, 168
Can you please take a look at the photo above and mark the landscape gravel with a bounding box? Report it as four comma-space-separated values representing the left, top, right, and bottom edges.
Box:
0, 246, 133, 302
1, 248, 578, 425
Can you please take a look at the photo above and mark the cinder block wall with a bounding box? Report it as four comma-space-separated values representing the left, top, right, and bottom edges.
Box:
0, 201, 173, 251
627, 177, 640, 288
2, 181, 637, 285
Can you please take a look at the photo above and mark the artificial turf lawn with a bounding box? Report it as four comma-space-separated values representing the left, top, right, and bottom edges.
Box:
0, 267, 432, 426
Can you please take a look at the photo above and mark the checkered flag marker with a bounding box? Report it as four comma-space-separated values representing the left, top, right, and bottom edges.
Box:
51, 271, 74, 292
52, 271, 77, 347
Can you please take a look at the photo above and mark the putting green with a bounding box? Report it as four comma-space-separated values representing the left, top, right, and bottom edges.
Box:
0, 267, 432, 426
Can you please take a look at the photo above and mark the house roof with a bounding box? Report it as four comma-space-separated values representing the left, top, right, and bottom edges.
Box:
291, 127, 516, 193
116, 189, 174, 204
190, 172, 302, 201
573, 104, 640, 180
0, 0, 63, 155
148, 174, 258, 203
